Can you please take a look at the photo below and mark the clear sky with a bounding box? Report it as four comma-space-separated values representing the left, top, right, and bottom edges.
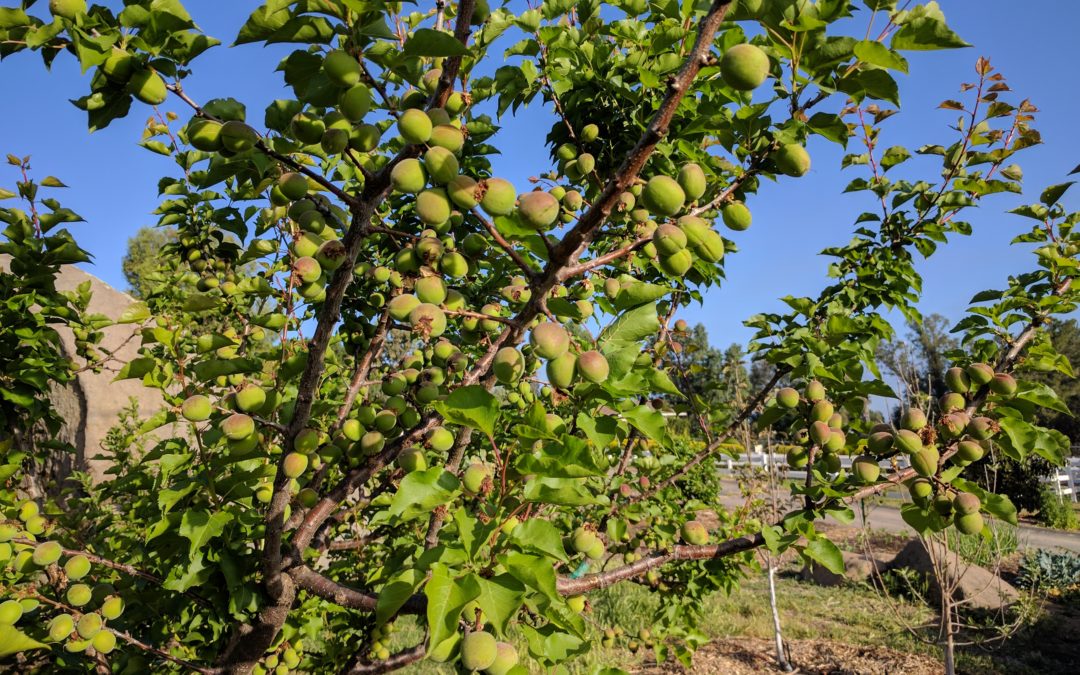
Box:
2, 1, 1077, 354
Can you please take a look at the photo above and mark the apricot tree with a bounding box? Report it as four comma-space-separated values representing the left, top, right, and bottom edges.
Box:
0, 0, 1077, 673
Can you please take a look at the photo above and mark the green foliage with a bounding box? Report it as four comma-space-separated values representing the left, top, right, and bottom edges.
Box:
1017, 549, 1080, 599
1036, 486, 1080, 531
0, 1, 1076, 673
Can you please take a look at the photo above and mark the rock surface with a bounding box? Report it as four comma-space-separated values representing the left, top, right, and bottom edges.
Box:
1, 256, 165, 482
887, 537, 1020, 611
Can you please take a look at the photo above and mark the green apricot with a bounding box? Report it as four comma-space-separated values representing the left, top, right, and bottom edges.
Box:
653, 224, 687, 255
390, 158, 427, 194
530, 321, 570, 359
181, 394, 212, 422
221, 413, 255, 441
446, 176, 479, 210
810, 400, 834, 423
129, 68, 168, 105
101, 49, 136, 82
48, 614, 75, 642
445, 91, 468, 116
322, 50, 360, 87
824, 430, 846, 452
989, 373, 1017, 397
480, 178, 517, 216
339, 84, 372, 121
776, 387, 800, 408
283, 452, 309, 479
585, 538, 605, 560
398, 108, 433, 144
955, 492, 981, 516
809, 420, 831, 446
547, 352, 577, 390
939, 412, 969, 439
493, 347, 525, 384
220, 121, 260, 153
774, 143, 811, 177
277, 172, 308, 201
901, 408, 927, 431
721, 201, 752, 231
955, 512, 984, 536
350, 123, 381, 152
33, 541, 63, 566
577, 350, 610, 383
427, 426, 455, 452
580, 123, 599, 143
360, 430, 385, 455
678, 163, 707, 202
940, 392, 966, 412
321, 128, 349, 154
316, 240, 347, 271
910, 445, 940, 478
462, 463, 491, 494
397, 447, 427, 473
720, 43, 770, 91
933, 492, 954, 517
64, 554, 91, 580
485, 641, 518, 675
805, 380, 826, 402
235, 385, 267, 413
439, 251, 468, 278
49, 0, 86, 20
290, 112, 325, 145
416, 188, 452, 226
77, 612, 103, 639
188, 119, 223, 152
92, 630, 117, 654
852, 455, 880, 483
373, 409, 398, 432
471, 0, 491, 23
415, 276, 448, 305
576, 153, 596, 175
691, 228, 725, 262
427, 107, 451, 126
293, 428, 321, 454
908, 478, 933, 503
894, 429, 922, 455
408, 303, 447, 337
868, 430, 894, 454
571, 526, 599, 554
659, 248, 694, 276
67, 583, 93, 607
786, 446, 808, 468
518, 190, 560, 228
388, 294, 421, 321
430, 124, 465, 153
424, 146, 459, 185
461, 631, 498, 671
945, 366, 970, 393
0, 599, 23, 625
967, 416, 995, 441
681, 520, 708, 545
966, 363, 994, 386
642, 175, 686, 217
956, 440, 984, 462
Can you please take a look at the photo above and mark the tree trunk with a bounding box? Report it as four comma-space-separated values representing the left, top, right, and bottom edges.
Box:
767, 554, 792, 672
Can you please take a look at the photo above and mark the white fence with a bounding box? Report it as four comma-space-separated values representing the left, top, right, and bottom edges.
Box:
717, 448, 1080, 503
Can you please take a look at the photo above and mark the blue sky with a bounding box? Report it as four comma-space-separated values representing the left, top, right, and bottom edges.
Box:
1, 1, 1076, 355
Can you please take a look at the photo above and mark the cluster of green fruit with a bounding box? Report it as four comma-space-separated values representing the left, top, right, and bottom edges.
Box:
776, 380, 853, 476
457, 630, 518, 674
251, 640, 304, 675
360, 623, 394, 663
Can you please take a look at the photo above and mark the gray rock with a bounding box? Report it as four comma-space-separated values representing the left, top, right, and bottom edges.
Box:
802, 550, 887, 587
887, 538, 1020, 611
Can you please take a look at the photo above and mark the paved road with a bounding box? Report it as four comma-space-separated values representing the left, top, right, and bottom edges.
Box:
716, 480, 1080, 553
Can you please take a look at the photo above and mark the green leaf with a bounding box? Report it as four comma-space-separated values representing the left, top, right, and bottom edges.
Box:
804, 538, 843, 574
117, 301, 150, 324
523, 477, 608, 506
182, 293, 221, 312
377, 568, 423, 626
900, 503, 933, 534
521, 623, 588, 662
501, 552, 559, 602
388, 468, 460, 521
424, 564, 479, 655
599, 302, 660, 351
806, 112, 850, 146
509, 518, 570, 562
515, 435, 608, 478
613, 282, 669, 310
1040, 182, 1074, 206
472, 573, 525, 637
0, 625, 48, 658
1014, 381, 1072, 416
853, 40, 908, 73
178, 509, 233, 560
890, 5, 971, 51
403, 28, 468, 57
433, 385, 499, 437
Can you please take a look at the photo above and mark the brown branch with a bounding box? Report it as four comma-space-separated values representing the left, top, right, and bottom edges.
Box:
346, 643, 426, 674
563, 235, 650, 277
472, 207, 537, 280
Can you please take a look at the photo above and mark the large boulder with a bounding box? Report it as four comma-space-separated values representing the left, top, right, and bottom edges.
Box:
1, 256, 167, 482
887, 538, 1020, 611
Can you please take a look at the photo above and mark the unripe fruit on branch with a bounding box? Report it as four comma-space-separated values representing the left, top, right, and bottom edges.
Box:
397, 447, 427, 473
901, 408, 927, 431
76, 612, 102, 639
277, 172, 308, 201
291, 112, 325, 145
910, 445, 940, 478
427, 426, 455, 452
530, 322, 570, 360
188, 119, 223, 152
388, 294, 420, 321
642, 176, 686, 217
462, 463, 491, 494
721, 201, 752, 231
547, 352, 577, 390
424, 146, 459, 185
283, 452, 309, 479
894, 429, 922, 455
653, 224, 688, 255
322, 50, 360, 87
220, 121, 260, 153
321, 128, 349, 154
417, 189, 452, 226
461, 631, 498, 671
480, 178, 517, 216
360, 431, 385, 455
776, 387, 799, 408
49, 614, 75, 641
966, 362, 994, 386
236, 385, 267, 413
49, 0, 86, 20
681, 520, 708, 545
945, 366, 970, 393
868, 430, 894, 454
805, 380, 826, 402
786, 446, 808, 468
955, 512, 984, 536
33, 541, 62, 566
773, 144, 811, 177
852, 455, 880, 483
493, 347, 525, 384
129, 68, 167, 105
933, 493, 954, 517
64, 554, 91, 580
92, 630, 117, 654
989, 373, 1017, 397
809, 400, 834, 423
518, 190, 560, 228
339, 84, 372, 121
824, 430, 845, 452
580, 123, 599, 142
809, 421, 831, 446
0, 599, 23, 625
908, 478, 933, 504
955, 492, 981, 516
181, 395, 212, 422
447, 175, 479, 209
956, 440, 985, 462
967, 416, 996, 441
677, 163, 707, 202
577, 350, 610, 383
409, 303, 447, 337
720, 43, 770, 91
659, 249, 694, 276
940, 392, 965, 412
398, 108, 433, 144
486, 642, 519, 675
222, 413, 255, 441
939, 412, 969, 439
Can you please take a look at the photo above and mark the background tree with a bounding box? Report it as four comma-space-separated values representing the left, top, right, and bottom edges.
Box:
120, 226, 177, 299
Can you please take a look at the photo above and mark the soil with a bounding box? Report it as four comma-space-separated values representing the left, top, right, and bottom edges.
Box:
638, 637, 943, 674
